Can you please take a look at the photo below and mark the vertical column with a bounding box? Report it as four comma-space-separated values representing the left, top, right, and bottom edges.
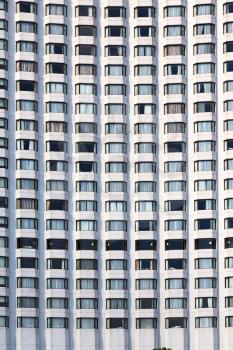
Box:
8, 0, 16, 348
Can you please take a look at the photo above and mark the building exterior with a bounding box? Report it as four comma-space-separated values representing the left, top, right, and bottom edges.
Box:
1, 0, 233, 349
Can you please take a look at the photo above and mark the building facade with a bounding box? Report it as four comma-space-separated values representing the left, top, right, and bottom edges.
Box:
0, 0, 233, 349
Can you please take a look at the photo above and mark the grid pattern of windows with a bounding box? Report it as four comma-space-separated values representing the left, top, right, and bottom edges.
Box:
1, 1, 233, 350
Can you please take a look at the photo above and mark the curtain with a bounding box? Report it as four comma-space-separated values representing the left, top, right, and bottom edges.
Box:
108, 260, 125, 270
167, 26, 184, 36
137, 85, 154, 95
197, 258, 214, 269
137, 46, 153, 56
20, 317, 37, 328
136, 162, 155, 173
168, 298, 185, 309
166, 181, 184, 192
107, 143, 126, 153
48, 24, 64, 35
196, 141, 214, 152
19, 298, 36, 308
197, 317, 216, 328
225, 22, 233, 33
108, 65, 123, 75
20, 22, 34, 33
167, 7, 183, 16
19, 159, 36, 170
79, 181, 95, 192
108, 279, 125, 290
78, 279, 96, 289
137, 319, 155, 329
107, 220, 125, 231
107, 182, 125, 192
136, 201, 155, 212
196, 5, 213, 15
78, 103, 95, 114
107, 104, 124, 114
47, 219, 66, 230
137, 279, 154, 289
108, 85, 123, 95
167, 220, 185, 231
77, 299, 96, 309
136, 181, 155, 192
48, 279, 66, 289
77, 318, 96, 329
196, 63, 213, 74
77, 201, 95, 211
108, 201, 125, 212
167, 161, 184, 172
20, 100, 35, 111
198, 278, 214, 288
77, 220, 96, 231
136, 143, 155, 153
79, 84, 94, 94
169, 279, 183, 289
49, 298, 66, 309
196, 24, 213, 35
47, 180, 66, 191
49, 5, 64, 15
18, 218, 36, 229
20, 42, 34, 52
49, 83, 64, 93
137, 65, 153, 75
196, 160, 214, 171
0, 257, 7, 267
48, 318, 66, 328
166, 84, 183, 94
0, 317, 7, 327
196, 121, 214, 132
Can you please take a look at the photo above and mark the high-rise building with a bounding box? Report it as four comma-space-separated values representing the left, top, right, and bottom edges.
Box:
1, 0, 233, 349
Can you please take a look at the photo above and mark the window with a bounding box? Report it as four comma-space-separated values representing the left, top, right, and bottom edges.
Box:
134, 46, 155, 57
165, 259, 186, 270
195, 317, 217, 328
164, 200, 186, 211
164, 181, 186, 192
17, 257, 37, 269
135, 259, 157, 270
226, 297, 233, 307
76, 259, 97, 270
134, 26, 156, 37
76, 162, 97, 173
195, 219, 216, 230
46, 44, 66, 55
76, 279, 98, 290
134, 65, 156, 76
106, 240, 127, 251
196, 297, 217, 308
194, 63, 215, 74
47, 279, 68, 290
135, 240, 156, 250
46, 160, 67, 172
164, 6, 185, 17
46, 259, 68, 270
195, 258, 216, 269
45, 4, 66, 16
17, 297, 38, 308
194, 43, 215, 55
76, 240, 97, 250
106, 318, 128, 329
224, 61, 233, 72
105, 45, 126, 57
105, 26, 126, 37
164, 84, 185, 95
195, 278, 216, 289
16, 120, 37, 131
194, 24, 215, 35
105, 65, 126, 76
135, 162, 156, 173
106, 299, 127, 310
136, 299, 157, 310
46, 200, 68, 211
194, 5, 215, 16
165, 240, 186, 251
106, 260, 127, 271
135, 7, 155, 18
47, 318, 68, 329
165, 318, 187, 328
224, 2, 233, 14
16, 2, 36, 13
105, 123, 126, 135
16, 41, 36, 53
105, 220, 127, 232
47, 239, 68, 250
46, 219, 68, 231
164, 64, 185, 75
76, 25, 96, 37
165, 298, 187, 309
46, 83, 67, 94
76, 220, 97, 231
16, 61, 37, 73
105, 7, 126, 18
135, 201, 156, 212
16, 21, 37, 33
106, 279, 127, 290
17, 218, 38, 229
135, 85, 156, 96
76, 298, 97, 310
17, 238, 38, 249
164, 25, 185, 37
135, 279, 157, 290
105, 201, 127, 212
76, 318, 98, 329
17, 317, 38, 328
195, 238, 216, 249
136, 318, 157, 329
194, 160, 216, 172
75, 6, 96, 17
164, 103, 185, 114
164, 45, 185, 56
17, 277, 38, 289
165, 220, 186, 231
76, 45, 96, 56
47, 298, 68, 309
